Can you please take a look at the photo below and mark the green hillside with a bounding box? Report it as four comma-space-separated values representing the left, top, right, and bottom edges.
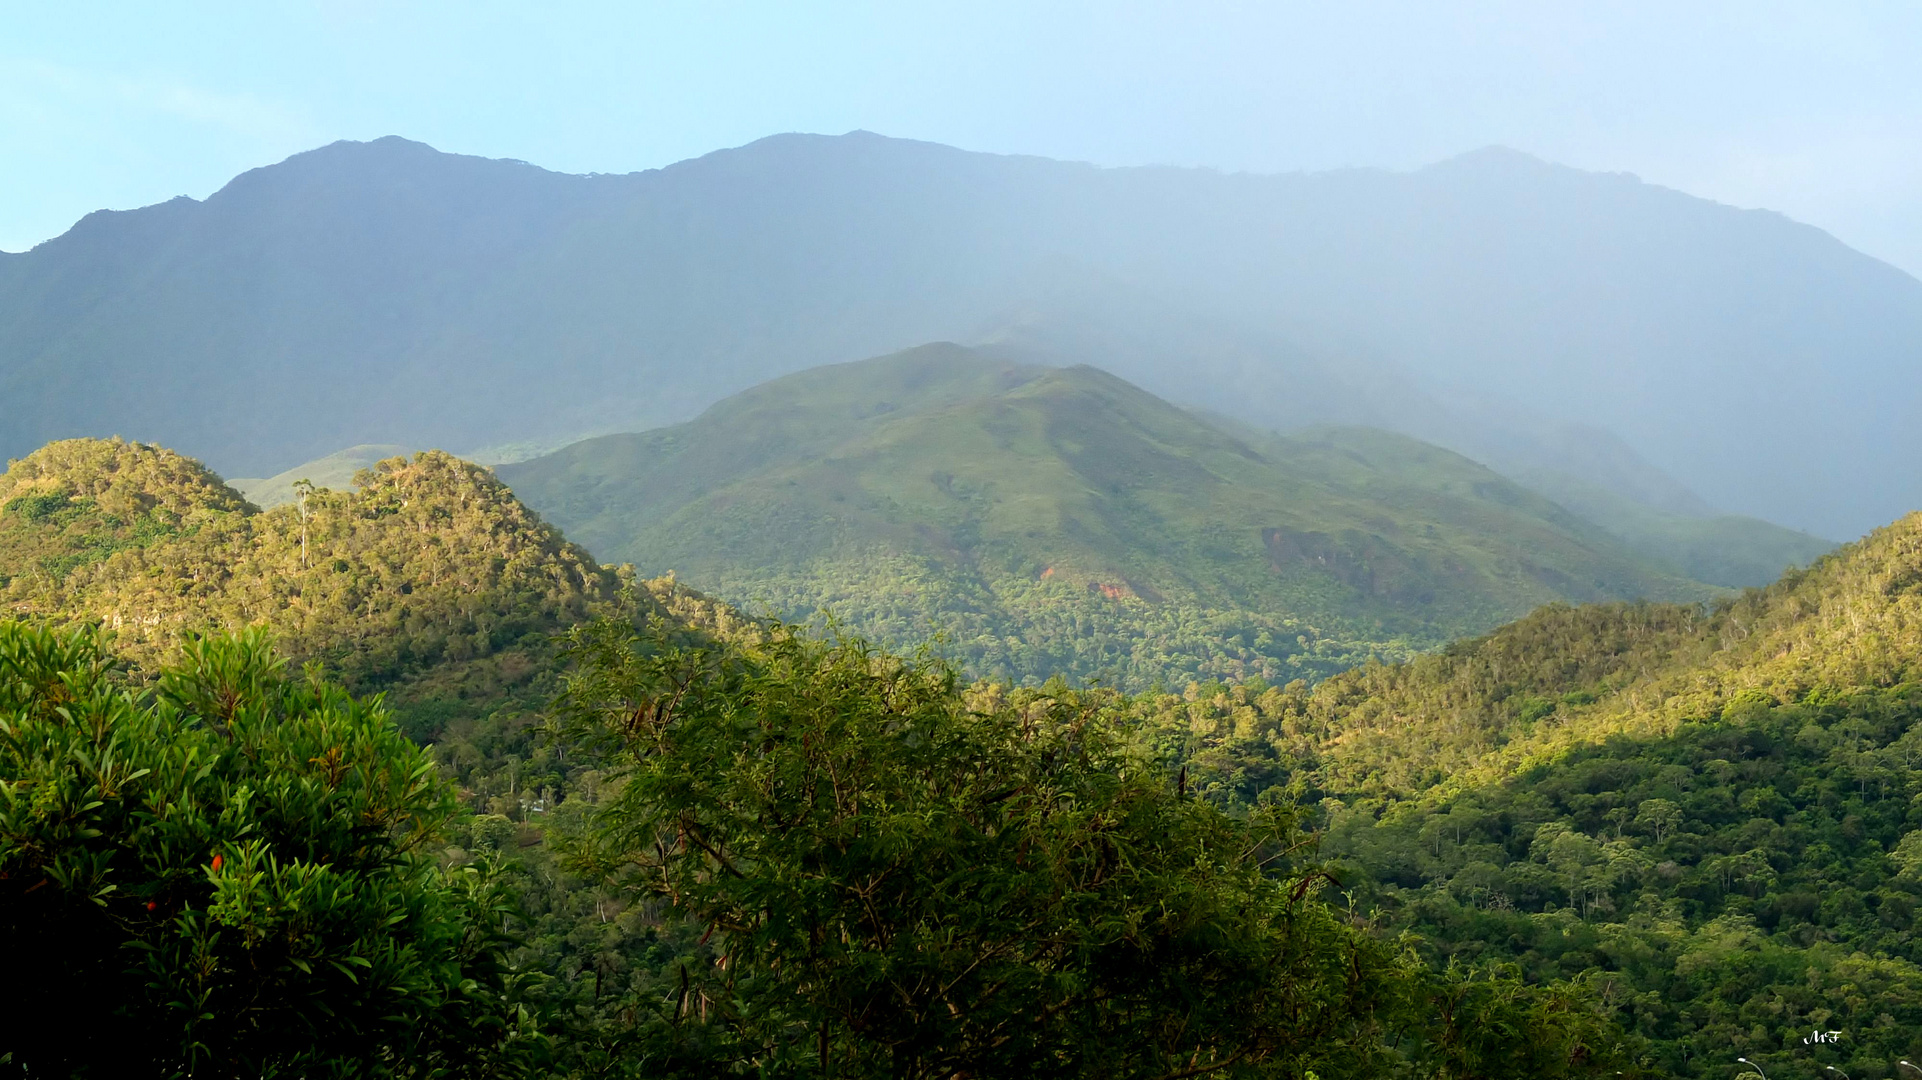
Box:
1280, 508, 1922, 1075
1195, 409, 1836, 590
1067, 509, 1922, 1075
1253, 509, 1922, 800
501, 344, 1711, 688
8, 430, 1908, 1076
1507, 466, 1837, 588
0, 437, 661, 734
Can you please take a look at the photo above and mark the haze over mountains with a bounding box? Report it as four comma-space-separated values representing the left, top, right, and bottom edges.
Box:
3, 132, 1917, 539
497, 344, 1720, 687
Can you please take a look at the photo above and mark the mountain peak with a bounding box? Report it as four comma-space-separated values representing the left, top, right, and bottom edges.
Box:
210, 135, 564, 202
1419, 144, 1652, 190
697, 129, 989, 175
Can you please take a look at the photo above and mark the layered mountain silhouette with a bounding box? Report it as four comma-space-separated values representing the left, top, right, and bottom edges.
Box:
4, 132, 1918, 537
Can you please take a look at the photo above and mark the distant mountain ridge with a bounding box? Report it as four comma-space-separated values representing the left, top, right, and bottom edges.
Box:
4, 131, 1918, 536
1180, 409, 1833, 591
229, 444, 417, 509
497, 344, 1720, 688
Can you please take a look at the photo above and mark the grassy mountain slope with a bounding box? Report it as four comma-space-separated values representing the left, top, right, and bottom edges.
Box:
229, 442, 416, 508
1506, 466, 1836, 588
501, 345, 1709, 688
0, 438, 663, 734
1194, 409, 1835, 589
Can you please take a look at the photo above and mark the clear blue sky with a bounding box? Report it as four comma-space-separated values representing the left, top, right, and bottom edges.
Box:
6, 2, 1921, 275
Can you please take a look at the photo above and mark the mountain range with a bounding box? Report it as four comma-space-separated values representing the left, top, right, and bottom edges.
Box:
5, 132, 1919, 538
14, 124, 1922, 1076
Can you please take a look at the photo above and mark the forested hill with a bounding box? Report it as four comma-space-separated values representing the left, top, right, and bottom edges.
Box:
0, 438, 687, 731
3, 132, 1918, 537
500, 344, 1714, 688
1275, 506, 1922, 798
1016, 501, 1922, 1074
1167, 483, 1922, 1075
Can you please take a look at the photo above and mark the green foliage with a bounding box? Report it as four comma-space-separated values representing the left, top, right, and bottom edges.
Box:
1191, 512, 1922, 1076
532, 616, 1627, 1078
502, 346, 1711, 691
1295, 600, 1713, 795
1424, 964, 1626, 1080
11, 428, 1893, 1075
0, 437, 250, 587
698, 553, 1410, 689
0, 621, 532, 1077
0, 438, 659, 741
1320, 686, 1922, 1077
1011, 511, 1922, 1076
1263, 510, 1922, 800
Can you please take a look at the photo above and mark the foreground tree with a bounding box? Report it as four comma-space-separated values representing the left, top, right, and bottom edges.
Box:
551, 619, 1628, 1079
0, 622, 531, 1078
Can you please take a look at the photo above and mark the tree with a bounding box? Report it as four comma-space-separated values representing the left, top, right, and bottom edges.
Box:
0, 622, 533, 1078
1634, 798, 1683, 844
1428, 965, 1625, 1080
293, 475, 316, 567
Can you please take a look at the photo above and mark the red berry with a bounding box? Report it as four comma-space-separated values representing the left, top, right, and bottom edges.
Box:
146, 901, 158, 911
210, 854, 224, 872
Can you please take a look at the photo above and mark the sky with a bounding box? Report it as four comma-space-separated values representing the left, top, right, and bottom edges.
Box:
6, 1, 1922, 276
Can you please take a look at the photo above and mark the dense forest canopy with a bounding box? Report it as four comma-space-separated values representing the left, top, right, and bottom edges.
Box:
1, 618, 1631, 1078
1323, 685, 1922, 1078
1286, 508, 1922, 798
1144, 509, 1922, 1077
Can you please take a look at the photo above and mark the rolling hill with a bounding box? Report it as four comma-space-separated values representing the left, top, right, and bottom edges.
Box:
499, 344, 1716, 688
1252, 504, 1922, 802
3, 132, 1917, 537
0, 437, 681, 737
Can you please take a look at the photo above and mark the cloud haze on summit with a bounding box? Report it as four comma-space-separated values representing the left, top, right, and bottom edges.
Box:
6, 2, 1922, 277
